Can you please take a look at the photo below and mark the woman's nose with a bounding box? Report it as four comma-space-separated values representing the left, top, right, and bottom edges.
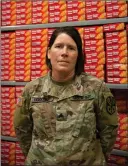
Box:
62, 47, 68, 56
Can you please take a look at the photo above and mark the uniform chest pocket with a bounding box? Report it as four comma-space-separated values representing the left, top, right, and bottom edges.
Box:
70, 98, 96, 139
31, 102, 56, 138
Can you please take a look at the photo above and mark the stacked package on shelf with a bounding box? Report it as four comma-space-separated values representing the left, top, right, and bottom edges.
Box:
1, 32, 16, 81
67, 0, 85, 21
85, 0, 106, 20
1, 0, 16, 26
84, 26, 105, 80
15, 86, 24, 97
1, 87, 16, 137
112, 90, 128, 151
108, 90, 128, 165
16, 142, 25, 166
48, 0, 66, 23
104, 23, 128, 84
16, 0, 32, 25
32, 0, 48, 24
114, 113, 128, 151
106, 0, 127, 19
31, 28, 48, 80
48, 28, 55, 42
15, 30, 31, 81
1, 141, 16, 166
108, 155, 128, 165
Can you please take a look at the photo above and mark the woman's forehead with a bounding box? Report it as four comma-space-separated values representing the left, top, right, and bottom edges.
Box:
54, 33, 76, 44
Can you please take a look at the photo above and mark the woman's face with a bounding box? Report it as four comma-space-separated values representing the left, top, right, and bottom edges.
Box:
48, 33, 78, 75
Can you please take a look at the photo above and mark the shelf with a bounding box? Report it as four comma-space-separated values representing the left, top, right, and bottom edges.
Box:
1, 81, 128, 89
1, 136, 18, 142
111, 149, 128, 157
1, 81, 28, 86
106, 84, 128, 89
1, 17, 128, 31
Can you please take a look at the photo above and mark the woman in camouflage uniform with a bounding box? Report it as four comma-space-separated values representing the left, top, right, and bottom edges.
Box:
14, 27, 118, 166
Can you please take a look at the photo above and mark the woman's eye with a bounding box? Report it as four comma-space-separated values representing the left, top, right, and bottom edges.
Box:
55, 45, 61, 48
69, 46, 75, 50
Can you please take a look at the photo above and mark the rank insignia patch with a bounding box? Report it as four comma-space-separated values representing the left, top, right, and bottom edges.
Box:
106, 96, 116, 115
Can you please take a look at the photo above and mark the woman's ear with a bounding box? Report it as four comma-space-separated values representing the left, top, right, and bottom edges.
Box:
47, 48, 51, 59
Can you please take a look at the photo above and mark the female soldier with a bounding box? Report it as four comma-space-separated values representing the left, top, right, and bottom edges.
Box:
14, 26, 118, 166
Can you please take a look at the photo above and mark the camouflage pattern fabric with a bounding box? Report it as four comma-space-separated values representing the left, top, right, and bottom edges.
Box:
14, 72, 118, 166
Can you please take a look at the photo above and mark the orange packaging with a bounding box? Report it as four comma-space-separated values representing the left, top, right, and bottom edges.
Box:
106, 77, 127, 84
85, 70, 104, 78
106, 30, 127, 38
114, 141, 128, 151
103, 22, 125, 32
106, 10, 127, 18
107, 70, 127, 77
86, 51, 105, 59
85, 1, 105, 7
15, 86, 24, 98
108, 155, 127, 165
85, 45, 104, 53
10, 0, 16, 25
116, 137, 128, 144
25, 1, 32, 24
1, 87, 15, 98
106, 0, 127, 5
106, 4, 127, 11
106, 43, 127, 51
85, 6, 105, 14
78, 1, 85, 21
84, 26, 103, 33
106, 56, 127, 64
119, 123, 128, 130
106, 37, 127, 45
84, 64, 104, 71
85, 57, 105, 65
119, 113, 128, 123
118, 129, 128, 137
84, 39, 104, 46
84, 32, 103, 40
59, 0, 67, 22
106, 50, 127, 57
85, 12, 106, 20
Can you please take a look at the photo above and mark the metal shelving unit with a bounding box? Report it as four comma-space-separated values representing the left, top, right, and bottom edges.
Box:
1, 17, 128, 31
1, 17, 128, 160
106, 84, 128, 89
1, 81, 128, 89
1, 136, 18, 142
1, 81, 28, 86
111, 149, 128, 157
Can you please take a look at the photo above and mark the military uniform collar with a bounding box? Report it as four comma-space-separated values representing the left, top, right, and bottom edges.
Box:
40, 72, 84, 100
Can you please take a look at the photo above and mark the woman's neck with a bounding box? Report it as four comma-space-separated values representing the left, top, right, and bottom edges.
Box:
51, 71, 75, 83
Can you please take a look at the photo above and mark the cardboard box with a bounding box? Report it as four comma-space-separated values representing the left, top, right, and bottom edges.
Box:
106, 63, 127, 70
107, 70, 127, 77
106, 77, 127, 84
106, 56, 127, 63
103, 23, 125, 32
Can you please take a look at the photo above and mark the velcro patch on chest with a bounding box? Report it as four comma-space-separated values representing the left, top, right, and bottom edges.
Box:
70, 94, 95, 101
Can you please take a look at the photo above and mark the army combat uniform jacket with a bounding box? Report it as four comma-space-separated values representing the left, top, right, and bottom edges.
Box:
14, 72, 118, 166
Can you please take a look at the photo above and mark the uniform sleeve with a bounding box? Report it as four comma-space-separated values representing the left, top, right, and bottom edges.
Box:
95, 82, 118, 159
14, 86, 33, 157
